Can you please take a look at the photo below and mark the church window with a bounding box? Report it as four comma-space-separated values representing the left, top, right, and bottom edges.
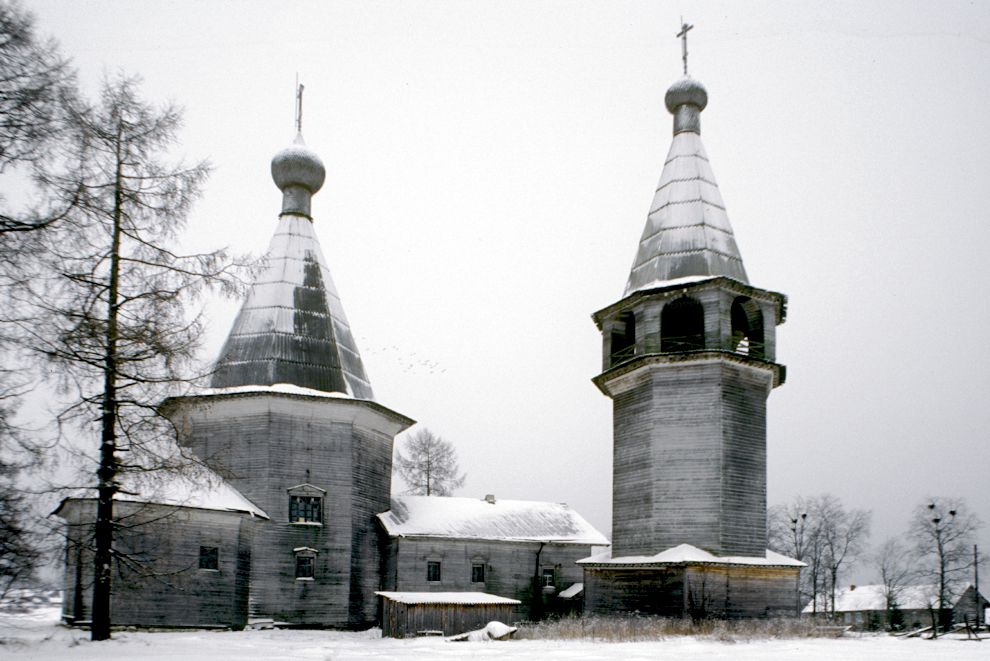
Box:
471, 563, 485, 583
661, 296, 705, 352
199, 546, 219, 571
427, 561, 441, 582
294, 547, 318, 580
287, 484, 326, 525
289, 496, 322, 524
541, 567, 556, 588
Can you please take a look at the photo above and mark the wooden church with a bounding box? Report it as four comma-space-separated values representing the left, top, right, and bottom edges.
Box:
55, 128, 605, 630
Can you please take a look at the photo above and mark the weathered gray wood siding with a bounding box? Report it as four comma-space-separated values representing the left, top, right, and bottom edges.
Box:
168, 393, 411, 628
584, 564, 800, 618
59, 500, 254, 629
683, 565, 800, 618
584, 566, 686, 616
610, 359, 771, 557
384, 536, 591, 621
380, 599, 515, 638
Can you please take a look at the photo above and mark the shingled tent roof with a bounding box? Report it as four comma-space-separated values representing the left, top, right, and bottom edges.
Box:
624, 76, 748, 296
378, 495, 609, 545
210, 134, 374, 400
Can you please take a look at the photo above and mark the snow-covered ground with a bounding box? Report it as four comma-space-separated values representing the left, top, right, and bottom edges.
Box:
2, 607, 987, 660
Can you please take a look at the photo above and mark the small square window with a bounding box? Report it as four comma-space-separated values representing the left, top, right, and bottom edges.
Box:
199, 546, 219, 571
289, 495, 322, 524
471, 563, 485, 583
295, 554, 315, 579
541, 568, 555, 588
427, 561, 441, 582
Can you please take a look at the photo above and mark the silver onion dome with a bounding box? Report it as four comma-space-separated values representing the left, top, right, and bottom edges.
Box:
271, 134, 325, 217
664, 76, 707, 135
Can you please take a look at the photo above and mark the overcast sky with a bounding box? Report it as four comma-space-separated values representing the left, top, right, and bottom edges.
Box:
19, 1, 990, 576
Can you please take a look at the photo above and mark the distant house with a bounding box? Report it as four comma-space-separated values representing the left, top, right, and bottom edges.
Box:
802, 584, 989, 630
377, 495, 608, 620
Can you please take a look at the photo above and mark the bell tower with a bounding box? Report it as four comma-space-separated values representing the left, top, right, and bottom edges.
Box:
581, 30, 801, 618
595, 72, 786, 558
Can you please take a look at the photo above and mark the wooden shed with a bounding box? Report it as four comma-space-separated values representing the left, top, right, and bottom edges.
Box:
376, 592, 520, 638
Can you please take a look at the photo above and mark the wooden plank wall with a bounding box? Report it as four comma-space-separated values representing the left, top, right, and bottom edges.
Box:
611, 360, 771, 557
380, 599, 515, 638
385, 536, 592, 621
584, 565, 801, 618
173, 395, 406, 628
59, 500, 254, 628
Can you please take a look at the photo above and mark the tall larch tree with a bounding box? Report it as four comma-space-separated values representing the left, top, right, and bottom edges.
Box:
18, 75, 239, 641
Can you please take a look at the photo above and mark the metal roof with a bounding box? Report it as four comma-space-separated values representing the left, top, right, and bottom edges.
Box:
623, 78, 749, 296
210, 212, 374, 400
378, 495, 609, 545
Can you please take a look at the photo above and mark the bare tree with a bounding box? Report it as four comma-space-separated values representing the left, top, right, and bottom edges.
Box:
15, 75, 239, 640
817, 494, 871, 618
909, 497, 981, 633
0, 0, 76, 243
770, 494, 870, 618
394, 428, 466, 496
0, 0, 76, 598
874, 536, 913, 629
769, 496, 826, 614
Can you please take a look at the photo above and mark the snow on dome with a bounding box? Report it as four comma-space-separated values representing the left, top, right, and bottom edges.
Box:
378, 495, 609, 545
271, 133, 326, 193
665, 75, 708, 113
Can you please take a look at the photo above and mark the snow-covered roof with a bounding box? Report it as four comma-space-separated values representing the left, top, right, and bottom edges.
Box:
558, 583, 584, 599
578, 543, 804, 568
194, 383, 355, 400
378, 496, 609, 545
375, 592, 520, 606
802, 584, 939, 613
54, 467, 269, 520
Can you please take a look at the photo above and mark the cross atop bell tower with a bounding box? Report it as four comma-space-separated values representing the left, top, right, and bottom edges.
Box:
676, 19, 693, 75
592, 37, 787, 559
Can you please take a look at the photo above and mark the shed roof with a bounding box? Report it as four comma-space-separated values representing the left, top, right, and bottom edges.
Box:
579, 543, 803, 568
376, 592, 520, 606
378, 495, 608, 545
52, 466, 268, 520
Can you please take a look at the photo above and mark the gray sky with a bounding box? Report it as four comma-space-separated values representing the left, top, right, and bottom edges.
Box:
20, 0, 990, 576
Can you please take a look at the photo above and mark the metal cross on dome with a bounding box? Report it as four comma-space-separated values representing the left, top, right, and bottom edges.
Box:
295, 78, 305, 134
677, 19, 694, 75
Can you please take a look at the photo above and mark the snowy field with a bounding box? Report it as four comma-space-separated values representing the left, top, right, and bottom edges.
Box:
1, 607, 987, 660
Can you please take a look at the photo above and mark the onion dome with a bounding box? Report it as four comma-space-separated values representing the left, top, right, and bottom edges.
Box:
664, 76, 707, 135
211, 133, 375, 399
622, 75, 748, 295
271, 133, 326, 217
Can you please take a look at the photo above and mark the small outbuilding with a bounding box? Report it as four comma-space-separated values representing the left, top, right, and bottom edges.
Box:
376, 591, 520, 638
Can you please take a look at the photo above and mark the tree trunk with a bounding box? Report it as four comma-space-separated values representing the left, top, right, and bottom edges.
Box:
90, 140, 124, 641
